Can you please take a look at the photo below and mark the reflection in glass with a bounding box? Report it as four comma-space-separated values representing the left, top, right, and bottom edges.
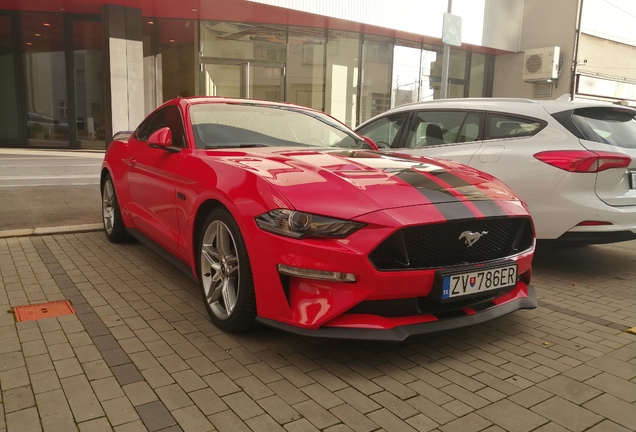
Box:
325, 30, 359, 128
204, 64, 241, 97
286, 26, 325, 110
73, 20, 104, 148
392, 43, 422, 108
360, 36, 393, 123
22, 12, 68, 147
250, 65, 283, 101
0, 16, 20, 146
160, 19, 196, 100
200, 21, 286, 61
420, 49, 440, 101
469, 53, 486, 97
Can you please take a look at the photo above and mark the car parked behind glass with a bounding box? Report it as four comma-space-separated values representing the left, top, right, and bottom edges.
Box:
356, 98, 636, 245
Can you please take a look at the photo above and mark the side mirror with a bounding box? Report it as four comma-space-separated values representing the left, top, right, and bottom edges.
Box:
362, 136, 379, 151
148, 127, 180, 153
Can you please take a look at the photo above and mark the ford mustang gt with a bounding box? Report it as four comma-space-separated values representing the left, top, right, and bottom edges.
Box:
101, 97, 537, 341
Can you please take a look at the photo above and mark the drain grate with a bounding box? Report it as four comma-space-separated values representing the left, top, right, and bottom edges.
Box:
13, 300, 76, 322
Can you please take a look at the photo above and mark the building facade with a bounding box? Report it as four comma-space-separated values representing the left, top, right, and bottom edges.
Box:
0, 0, 634, 150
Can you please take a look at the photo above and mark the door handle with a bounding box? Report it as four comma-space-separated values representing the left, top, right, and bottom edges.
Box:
127, 157, 136, 167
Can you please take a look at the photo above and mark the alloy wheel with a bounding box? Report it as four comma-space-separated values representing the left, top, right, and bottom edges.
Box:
200, 220, 240, 320
102, 180, 115, 235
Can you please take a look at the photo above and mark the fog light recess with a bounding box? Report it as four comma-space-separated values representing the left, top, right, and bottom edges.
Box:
277, 264, 356, 282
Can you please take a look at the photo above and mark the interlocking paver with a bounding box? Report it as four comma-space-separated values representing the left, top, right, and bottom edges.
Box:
155, 383, 193, 410
477, 399, 548, 432
583, 394, 636, 431
532, 396, 603, 432
3, 385, 35, 413
208, 409, 252, 432
536, 375, 602, 404
172, 405, 214, 431
245, 414, 287, 432
136, 400, 178, 431
223, 391, 265, 420
5, 232, 636, 432
102, 396, 140, 426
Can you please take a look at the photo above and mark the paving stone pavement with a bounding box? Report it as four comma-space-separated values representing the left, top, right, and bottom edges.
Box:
1, 232, 635, 432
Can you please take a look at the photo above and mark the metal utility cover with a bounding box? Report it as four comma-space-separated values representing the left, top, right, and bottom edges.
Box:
13, 300, 76, 322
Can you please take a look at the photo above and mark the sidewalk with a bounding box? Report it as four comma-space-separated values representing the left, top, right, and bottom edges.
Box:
1, 229, 635, 432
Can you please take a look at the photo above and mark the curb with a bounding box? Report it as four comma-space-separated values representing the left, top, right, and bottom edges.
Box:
0, 223, 103, 239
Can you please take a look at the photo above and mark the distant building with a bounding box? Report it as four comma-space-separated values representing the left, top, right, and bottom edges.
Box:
0, 0, 634, 149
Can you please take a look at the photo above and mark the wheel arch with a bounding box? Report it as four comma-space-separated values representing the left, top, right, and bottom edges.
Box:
192, 199, 227, 278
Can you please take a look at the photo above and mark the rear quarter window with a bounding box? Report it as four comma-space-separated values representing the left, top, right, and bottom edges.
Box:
485, 113, 545, 140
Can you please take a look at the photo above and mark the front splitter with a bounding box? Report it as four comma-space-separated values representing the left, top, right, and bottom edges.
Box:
255, 285, 537, 342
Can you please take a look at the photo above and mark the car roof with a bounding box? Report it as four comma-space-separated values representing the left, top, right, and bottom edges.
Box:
379, 97, 636, 116
175, 96, 319, 112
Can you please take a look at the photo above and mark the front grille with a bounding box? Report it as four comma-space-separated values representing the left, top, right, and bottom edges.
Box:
369, 217, 533, 270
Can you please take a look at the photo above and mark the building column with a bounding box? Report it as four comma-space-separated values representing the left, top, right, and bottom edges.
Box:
101, 4, 144, 144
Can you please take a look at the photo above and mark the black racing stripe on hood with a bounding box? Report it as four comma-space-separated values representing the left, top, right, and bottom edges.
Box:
471, 200, 507, 217
394, 170, 460, 204
426, 171, 507, 217
433, 202, 477, 221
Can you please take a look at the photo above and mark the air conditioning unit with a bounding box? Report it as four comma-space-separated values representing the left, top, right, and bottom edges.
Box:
523, 46, 560, 82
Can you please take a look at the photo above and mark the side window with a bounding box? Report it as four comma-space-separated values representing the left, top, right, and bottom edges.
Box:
134, 109, 165, 142
356, 113, 408, 148
406, 111, 479, 148
486, 113, 544, 140
457, 113, 482, 143
163, 106, 186, 148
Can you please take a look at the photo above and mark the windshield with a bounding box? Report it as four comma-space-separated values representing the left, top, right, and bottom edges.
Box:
571, 108, 636, 149
189, 103, 367, 149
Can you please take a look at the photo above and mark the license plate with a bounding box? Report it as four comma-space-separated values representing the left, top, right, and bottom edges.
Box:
630, 172, 636, 189
441, 264, 517, 299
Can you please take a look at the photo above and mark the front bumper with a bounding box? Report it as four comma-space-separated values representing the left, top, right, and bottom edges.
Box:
256, 284, 537, 342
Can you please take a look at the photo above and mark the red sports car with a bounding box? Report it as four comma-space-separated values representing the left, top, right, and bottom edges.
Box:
101, 97, 537, 341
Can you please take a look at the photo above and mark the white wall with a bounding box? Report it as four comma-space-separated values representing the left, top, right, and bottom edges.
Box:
493, 0, 578, 99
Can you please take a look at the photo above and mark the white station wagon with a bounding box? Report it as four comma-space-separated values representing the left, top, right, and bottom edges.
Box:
357, 98, 636, 245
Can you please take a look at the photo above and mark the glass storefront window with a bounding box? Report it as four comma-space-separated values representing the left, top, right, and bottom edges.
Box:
360, 35, 393, 123
200, 21, 286, 61
469, 52, 486, 97
72, 20, 104, 147
159, 19, 196, 101
0, 15, 20, 146
325, 30, 360, 128
392, 41, 422, 108
22, 12, 68, 147
286, 26, 325, 110
420, 48, 441, 101
199, 21, 286, 102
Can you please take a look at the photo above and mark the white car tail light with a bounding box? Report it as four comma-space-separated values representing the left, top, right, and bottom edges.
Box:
534, 150, 632, 173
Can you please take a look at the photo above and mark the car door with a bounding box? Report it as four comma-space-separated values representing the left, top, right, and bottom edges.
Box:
126, 105, 186, 255
387, 110, 484, 165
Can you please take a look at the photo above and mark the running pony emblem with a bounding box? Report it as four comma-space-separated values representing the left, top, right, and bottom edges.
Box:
459, 231, 488, 247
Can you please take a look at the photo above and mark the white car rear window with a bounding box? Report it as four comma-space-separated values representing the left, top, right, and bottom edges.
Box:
571, 108, 636, 149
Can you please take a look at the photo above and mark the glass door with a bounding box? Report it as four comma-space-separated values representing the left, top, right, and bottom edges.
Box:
201, 60, 284, 101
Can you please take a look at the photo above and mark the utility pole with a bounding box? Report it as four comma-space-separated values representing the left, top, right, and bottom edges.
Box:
440, 0, 452, 99
440, 1, 462, 99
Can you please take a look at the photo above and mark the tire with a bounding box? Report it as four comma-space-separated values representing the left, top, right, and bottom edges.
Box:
198, 207, 257, 332
101, 173, 130, 243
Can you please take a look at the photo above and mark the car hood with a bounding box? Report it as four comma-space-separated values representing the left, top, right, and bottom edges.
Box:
211, 147, 521, 220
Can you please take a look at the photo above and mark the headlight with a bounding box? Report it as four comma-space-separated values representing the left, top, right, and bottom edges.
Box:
255, 209, 365, 239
